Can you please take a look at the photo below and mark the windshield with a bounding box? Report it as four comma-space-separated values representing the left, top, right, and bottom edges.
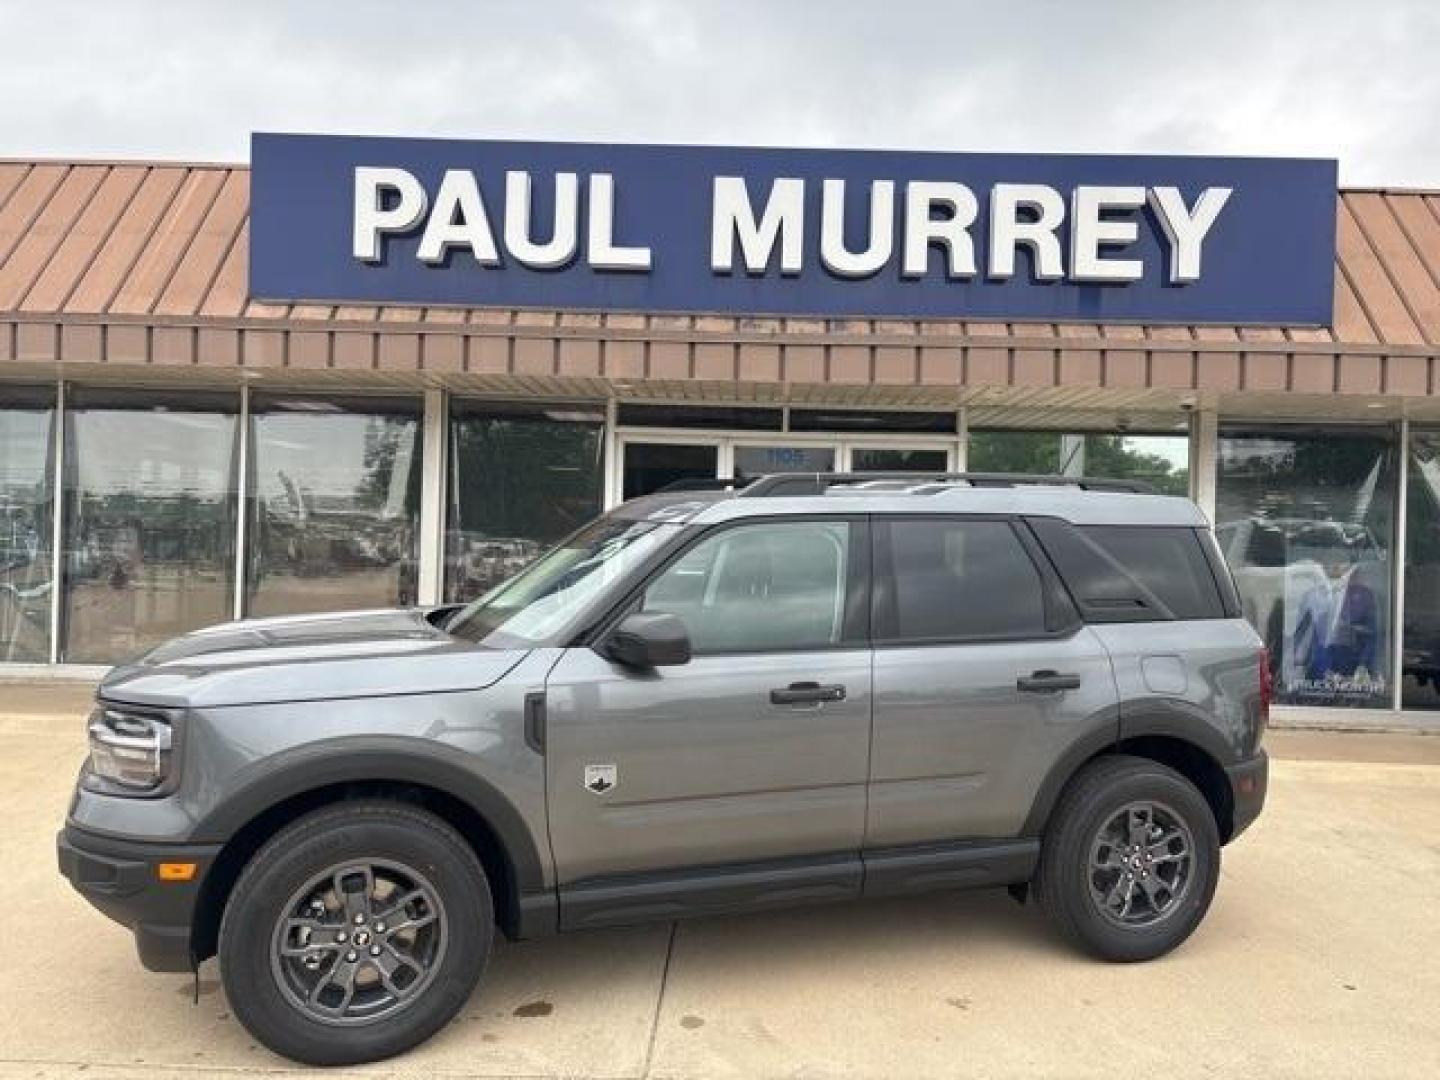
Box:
446, 516, 677, 648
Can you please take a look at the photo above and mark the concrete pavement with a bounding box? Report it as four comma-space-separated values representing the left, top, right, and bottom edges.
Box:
1, 689, 1436, 1079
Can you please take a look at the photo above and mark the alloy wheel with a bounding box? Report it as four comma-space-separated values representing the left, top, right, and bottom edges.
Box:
269, 859, 448, 1025
1087, 801, 1195, 928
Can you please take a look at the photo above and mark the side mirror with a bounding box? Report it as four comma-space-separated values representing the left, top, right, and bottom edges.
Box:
604, 612, 692, 668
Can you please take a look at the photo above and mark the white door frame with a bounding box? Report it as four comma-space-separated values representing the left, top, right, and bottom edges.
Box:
607, 429, 725, 507
606, 427, 960, 508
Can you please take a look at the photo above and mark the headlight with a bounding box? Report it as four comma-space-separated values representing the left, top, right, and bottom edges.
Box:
86, 707, 174, 793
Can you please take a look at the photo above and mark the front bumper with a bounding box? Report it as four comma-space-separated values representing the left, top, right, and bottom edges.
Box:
1224, 749, 1269, 841
57, 825, 220, 972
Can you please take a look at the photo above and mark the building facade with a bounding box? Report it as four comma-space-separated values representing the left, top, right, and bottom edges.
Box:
2, 148, 1440, 729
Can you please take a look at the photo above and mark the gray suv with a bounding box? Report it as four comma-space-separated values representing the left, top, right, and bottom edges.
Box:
59, 472, 1269, 1065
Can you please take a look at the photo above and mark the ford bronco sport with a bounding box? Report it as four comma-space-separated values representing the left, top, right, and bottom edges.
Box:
59, 472, 1269, 1065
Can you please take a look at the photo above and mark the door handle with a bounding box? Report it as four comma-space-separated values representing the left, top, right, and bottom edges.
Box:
770, 681, 847, 705
1017, 670, 1081, 692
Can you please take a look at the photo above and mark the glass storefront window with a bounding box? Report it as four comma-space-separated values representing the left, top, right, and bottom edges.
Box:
968, 431, 1190, 495
445, 401, 605, 603
968, 431, 1064, 473
0, 387, 55, 663
1402, 429, 1440, 709
622, 442, 718, 500
1215, 426, 1397, 709
247, 397, 422, 618
617, 403, 781, 431
61, 391, 238, 663
733, 445, 835, 480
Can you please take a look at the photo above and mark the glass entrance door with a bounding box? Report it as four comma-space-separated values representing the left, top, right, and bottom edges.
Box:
733, 445, 836, 481
620, 440, 841, 500
849, 446, 950, 473
614, 423, 960, 507
616, 437, 959, 504
621, 442, 719, 500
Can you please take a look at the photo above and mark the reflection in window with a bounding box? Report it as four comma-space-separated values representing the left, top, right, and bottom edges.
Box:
62, 392, 238, 663
247, 398, 422, 618
1402, 430, 1440, 709
969, 431, 1190, 495
733, 445, 835, 480
881, 519, 1046, 640
643, 522, 852, 653
0, 389, 55, 662
1215, 427, 1396, 709
445, 402, 604, 603
450, 518, 673, 648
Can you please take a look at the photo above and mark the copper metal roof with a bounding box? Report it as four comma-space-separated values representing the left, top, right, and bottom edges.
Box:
1, 159, 1438, 412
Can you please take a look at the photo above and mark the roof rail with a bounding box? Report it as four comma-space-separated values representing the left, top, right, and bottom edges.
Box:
737, 472, 1157, 498
651, 477, 754, 494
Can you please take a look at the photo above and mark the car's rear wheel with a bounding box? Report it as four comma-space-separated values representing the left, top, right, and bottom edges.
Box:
1034, 754, 1219, 961
219, 801, 492, 1065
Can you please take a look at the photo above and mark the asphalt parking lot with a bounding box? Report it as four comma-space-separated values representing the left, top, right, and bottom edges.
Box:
3, 685, 1437, 1080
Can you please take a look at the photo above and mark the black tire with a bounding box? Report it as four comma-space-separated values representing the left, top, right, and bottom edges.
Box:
1034, 754, 1220, 962
219, 800, 493, 1065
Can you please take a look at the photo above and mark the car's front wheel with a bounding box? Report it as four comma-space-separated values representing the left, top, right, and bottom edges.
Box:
1034, 754, 1220, 962
219, 800, 493, 1065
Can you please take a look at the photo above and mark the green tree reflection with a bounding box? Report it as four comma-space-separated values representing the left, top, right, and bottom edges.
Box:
969, 432, 1189, 496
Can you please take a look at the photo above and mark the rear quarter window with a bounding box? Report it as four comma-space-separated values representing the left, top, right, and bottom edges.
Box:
1030, 518, 1226, 622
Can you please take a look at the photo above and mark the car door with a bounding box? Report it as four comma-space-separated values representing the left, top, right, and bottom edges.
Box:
544, 516, 872, 923
865, 515, 1119, 856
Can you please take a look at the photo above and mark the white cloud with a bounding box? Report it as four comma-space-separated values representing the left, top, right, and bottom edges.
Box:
0, 0, 1436, 185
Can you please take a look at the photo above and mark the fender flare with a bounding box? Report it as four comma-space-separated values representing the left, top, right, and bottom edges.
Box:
1019, 700, 1238, 837
1116, 701, 1242, 766
191, 736, 547, 894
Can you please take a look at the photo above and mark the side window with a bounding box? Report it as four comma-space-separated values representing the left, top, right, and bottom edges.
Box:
880, 519, 1049, 641
1080, 526, 1225, 619
1030, 518, 1225, 621
642, 521, 853, 653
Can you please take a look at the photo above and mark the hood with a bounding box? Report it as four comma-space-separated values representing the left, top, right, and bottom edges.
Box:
100, 607, 527, 709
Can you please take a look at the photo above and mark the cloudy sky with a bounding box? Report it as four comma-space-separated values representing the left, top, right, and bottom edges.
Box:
1, 1, 1437, 186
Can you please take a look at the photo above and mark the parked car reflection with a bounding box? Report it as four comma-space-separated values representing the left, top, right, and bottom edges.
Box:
246, 403, 423, 617
444, 534, 545, 598
0, 500, 52, 662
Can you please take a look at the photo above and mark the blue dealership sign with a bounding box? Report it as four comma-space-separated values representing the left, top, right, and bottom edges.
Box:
250, 132, 1337, 325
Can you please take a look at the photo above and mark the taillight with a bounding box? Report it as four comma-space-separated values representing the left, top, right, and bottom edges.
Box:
1257, 646, 1272, 733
